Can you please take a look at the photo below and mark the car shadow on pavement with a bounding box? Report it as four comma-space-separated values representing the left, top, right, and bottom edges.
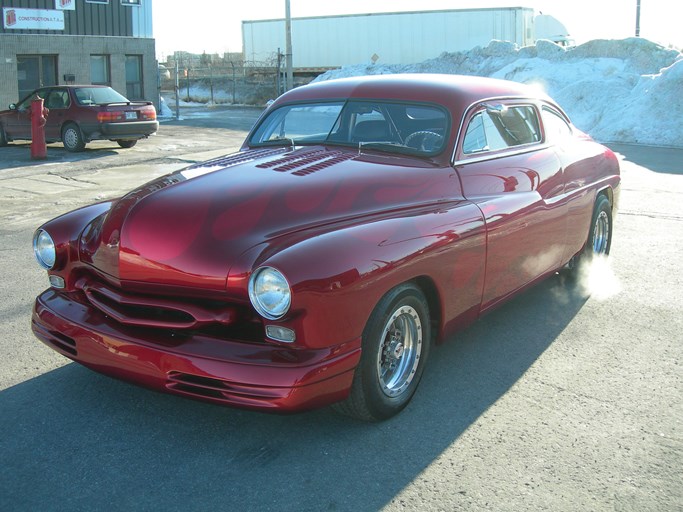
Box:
0, 143, 119, 171
608, 143, 683, 175
0, 273, 588, 512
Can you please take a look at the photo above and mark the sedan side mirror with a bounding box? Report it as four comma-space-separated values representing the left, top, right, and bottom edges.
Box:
9, 103, 16, 110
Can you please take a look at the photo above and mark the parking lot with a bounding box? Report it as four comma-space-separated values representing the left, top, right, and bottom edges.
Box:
0, 108, 681, 511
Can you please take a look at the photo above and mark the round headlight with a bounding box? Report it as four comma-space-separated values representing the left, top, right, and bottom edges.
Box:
248, 267, 291, 320
33, 229, 56, 269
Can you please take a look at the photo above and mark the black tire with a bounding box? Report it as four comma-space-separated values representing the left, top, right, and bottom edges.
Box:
0, 125, 8, 147
62, 123, 85, 152
567, 194, 613, 274
333, 283, 431, 421
116, 139, 137, 149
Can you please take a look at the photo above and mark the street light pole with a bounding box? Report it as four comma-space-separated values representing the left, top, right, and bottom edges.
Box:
285, 0, 294, 92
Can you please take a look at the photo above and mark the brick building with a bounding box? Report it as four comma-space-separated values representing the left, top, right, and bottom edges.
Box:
0, 0, 156, 108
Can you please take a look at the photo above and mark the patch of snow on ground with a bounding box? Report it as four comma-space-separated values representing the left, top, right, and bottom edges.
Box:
314, 38, 683, 146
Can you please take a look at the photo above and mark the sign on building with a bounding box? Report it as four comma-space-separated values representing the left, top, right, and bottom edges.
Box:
2, 8, 65, 30
55, 0, 76, 11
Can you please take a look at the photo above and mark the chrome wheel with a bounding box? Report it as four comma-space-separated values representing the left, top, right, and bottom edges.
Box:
377, 305, 422, 397
592, 210, 610, 255
333, 284, 431, 421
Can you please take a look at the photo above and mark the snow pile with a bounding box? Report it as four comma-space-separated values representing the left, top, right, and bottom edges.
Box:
314, 38, 683, 146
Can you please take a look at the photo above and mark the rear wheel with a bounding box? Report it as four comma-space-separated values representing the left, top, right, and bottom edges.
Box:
116, 139, 137, 149
333, 283, 431, 421
589, 196, 612, 256
62, 124, 85, 152
566, 194, 613, 274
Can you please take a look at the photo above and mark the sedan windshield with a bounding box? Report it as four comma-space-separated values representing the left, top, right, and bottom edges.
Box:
74, 87, 130, 105
249, 100, 449, 156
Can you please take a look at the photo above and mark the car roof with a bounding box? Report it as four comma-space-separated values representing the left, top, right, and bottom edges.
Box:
274, 74, 553, 112
49, 85, 112, 89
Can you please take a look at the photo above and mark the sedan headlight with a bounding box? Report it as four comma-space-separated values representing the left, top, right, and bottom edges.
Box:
248, 267, 291, 320
33, 229, 56, 269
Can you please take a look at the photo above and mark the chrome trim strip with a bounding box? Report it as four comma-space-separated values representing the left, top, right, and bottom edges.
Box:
452, 143, 553, 167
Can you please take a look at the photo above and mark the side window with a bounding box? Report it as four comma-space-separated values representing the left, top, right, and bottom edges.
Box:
463, 105, 541, 155
46, 89, 70, 110
542, 107, 572, 141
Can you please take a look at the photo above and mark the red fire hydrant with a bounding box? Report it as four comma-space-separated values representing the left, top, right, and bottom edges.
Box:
29, 95, 49, 160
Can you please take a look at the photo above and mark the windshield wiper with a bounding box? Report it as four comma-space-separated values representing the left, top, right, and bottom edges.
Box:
358, 141, 416, 155
256, 137, 298, 149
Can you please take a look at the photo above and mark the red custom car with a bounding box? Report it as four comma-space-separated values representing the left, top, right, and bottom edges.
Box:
31, 75, 619, 421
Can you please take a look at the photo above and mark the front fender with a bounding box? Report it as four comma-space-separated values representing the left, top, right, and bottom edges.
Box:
240, 201, 487, 350
36, 201, 114, 289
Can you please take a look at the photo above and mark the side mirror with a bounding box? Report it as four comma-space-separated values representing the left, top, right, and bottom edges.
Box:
9, 103, 16, 110
484, 103, 507, 115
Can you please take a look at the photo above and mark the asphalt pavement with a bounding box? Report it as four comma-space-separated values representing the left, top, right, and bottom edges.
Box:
0, 109, 681, 511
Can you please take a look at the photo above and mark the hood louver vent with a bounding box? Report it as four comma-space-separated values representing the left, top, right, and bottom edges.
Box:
257, 149, 356, 176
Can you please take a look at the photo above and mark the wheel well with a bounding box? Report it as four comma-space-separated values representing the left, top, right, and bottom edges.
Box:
412, 276, 442, 345
62, 121, 79, 133
598, 187, 613, 209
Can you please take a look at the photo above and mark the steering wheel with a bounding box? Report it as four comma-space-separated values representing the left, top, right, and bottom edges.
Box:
404, 131, 444, 151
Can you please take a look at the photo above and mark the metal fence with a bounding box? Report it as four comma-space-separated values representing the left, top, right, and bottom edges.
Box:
158, 57, 295, 111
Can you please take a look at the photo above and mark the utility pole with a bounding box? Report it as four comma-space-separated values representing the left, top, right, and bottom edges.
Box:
635, 0, 641, 37
285, 0, 294, 92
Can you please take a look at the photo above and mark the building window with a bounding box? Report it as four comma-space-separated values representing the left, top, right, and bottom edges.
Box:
90, 55, 110, 85
17, 55, 57, 100
121, 0, 141, 5
125, 55, 143, 100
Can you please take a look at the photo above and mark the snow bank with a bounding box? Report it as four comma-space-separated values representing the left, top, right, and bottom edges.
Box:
314, 38, 683, 146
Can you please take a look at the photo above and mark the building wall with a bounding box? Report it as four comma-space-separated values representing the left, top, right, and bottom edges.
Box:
1, 0, 152, 37
0, 33, 156, 107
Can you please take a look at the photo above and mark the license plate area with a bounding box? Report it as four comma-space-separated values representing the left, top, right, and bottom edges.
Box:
125, 111, 137, 120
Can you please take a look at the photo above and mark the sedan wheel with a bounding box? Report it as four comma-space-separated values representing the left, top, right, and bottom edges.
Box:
333, 283, 431, 421
117, 140, 137, 149
62, 124, 85, 152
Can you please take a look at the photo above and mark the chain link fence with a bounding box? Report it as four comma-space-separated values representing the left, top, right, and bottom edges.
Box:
159, 52, 310, 109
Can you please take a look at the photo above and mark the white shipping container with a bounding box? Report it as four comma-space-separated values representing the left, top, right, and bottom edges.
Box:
242, 7, 535, 69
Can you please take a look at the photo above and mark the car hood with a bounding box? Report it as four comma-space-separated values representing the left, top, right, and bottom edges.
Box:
80, 146, 456, 291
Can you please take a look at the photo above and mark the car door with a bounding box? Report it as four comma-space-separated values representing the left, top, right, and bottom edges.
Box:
453, 101, 568, 311
3, 94, 34, 140
44, 88, 72, 141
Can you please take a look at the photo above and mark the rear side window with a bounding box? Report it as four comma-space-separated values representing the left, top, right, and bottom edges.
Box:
463, 105, 541, 154
46, 89, 70, 110
542, 107, 573, 141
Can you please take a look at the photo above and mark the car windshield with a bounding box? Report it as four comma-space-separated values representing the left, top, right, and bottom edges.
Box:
74, 87, 130, 105
249, 100, 449, 156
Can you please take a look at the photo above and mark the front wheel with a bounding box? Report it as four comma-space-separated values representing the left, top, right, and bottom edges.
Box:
333, 283, 431, 421
116, 139, 137, 149
62, 124, 85, 152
